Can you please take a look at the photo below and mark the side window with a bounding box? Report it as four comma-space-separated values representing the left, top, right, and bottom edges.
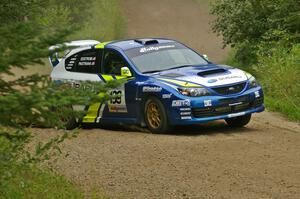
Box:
65, 49, 102, 74
103, 49, 128, 75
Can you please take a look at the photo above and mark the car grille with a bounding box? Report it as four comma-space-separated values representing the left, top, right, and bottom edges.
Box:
212, 82, 246, 95
192, 96, 263, 118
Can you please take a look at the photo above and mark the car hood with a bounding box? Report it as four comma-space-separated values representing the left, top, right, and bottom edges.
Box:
151, 64, 248, 87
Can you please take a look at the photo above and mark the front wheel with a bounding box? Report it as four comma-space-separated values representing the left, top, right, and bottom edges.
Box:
144, 97, 169, 133
225, 114, 251, 128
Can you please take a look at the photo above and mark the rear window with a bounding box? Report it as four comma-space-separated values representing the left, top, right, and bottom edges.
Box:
65, 49, 102, 74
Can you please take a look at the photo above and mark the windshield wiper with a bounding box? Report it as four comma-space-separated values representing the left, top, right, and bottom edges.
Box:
143, 65, 194, 74
143, 70, 162, 74
168, 64, 194, 70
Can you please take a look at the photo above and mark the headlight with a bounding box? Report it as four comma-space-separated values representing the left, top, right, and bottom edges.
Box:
248, 76, 258, 88
178, 87, 210, 97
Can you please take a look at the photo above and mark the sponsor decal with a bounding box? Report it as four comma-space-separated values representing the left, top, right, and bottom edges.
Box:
136, 82, 145, 85
204, 100, 212, 107
207, 79, 218, 83
181, 116, 192, 120
77, 56, 96, 66
172, 99, 191, 107
140, 45, 175, 53
180, 112, 191, 116
143, 86, 162, 92
108, 105, 127, 113
229, 102, 243, 107
162, 94, 172, 99
108, 86, 127, 113
255, 91, 260, 98
80, 57, 96, 61
218, 75, 243, 81
180, 108, 191, 111
78, 61, 95, 66
228, 112, 245, 118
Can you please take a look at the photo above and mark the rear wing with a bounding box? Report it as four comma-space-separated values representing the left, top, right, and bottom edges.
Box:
49, 40, 100, 67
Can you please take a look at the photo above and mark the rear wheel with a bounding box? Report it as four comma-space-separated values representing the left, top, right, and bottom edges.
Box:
54, 106, 78, 130
144, 97, 169, 133
63, 116, 78, 130
225, 114, 251, 127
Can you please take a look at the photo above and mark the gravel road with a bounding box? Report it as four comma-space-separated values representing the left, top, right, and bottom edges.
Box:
33, 0, 300, 198
35, 111, 300, 199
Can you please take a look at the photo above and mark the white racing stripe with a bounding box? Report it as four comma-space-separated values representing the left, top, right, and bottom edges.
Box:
96, 104, 106, 123
178, 68, 248, 87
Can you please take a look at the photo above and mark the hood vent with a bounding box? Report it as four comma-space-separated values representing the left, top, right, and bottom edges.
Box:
198, 69, 227, 77
134, 39, 159, 45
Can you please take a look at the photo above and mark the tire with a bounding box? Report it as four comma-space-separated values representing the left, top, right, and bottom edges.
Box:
53, 106, 78, 130
225, 114, 251, 128
64, 117, 78, 130
144, 97, 169, 133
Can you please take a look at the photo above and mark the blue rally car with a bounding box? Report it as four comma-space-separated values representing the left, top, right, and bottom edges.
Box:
49, 38, 264, 133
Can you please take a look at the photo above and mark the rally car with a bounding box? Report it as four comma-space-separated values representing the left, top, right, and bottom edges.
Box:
49, 38, 264, 133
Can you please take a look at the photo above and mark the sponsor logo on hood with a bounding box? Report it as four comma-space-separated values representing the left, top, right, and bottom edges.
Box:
218, 75, 243, 81
207, 79, 218, 83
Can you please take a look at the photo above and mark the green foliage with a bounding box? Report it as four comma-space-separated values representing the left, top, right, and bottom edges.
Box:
214, 0, 300, 121
211, 0, 300, 65
0, 0, 71, 74
0, 0, 124, 198
1, 164, 83, 199
254, 44, 300, 120
0, 128, 82, 198
70, 0, 125, 41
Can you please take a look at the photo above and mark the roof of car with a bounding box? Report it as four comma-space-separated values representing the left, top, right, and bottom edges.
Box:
105, 38, 176, 51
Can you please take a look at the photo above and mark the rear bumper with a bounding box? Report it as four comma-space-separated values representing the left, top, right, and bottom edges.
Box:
168, 86, 264, 125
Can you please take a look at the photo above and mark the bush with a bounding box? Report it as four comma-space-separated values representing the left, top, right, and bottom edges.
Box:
211, 0, 300, 66
0, 0, 124, 198
254, 44, 300, 120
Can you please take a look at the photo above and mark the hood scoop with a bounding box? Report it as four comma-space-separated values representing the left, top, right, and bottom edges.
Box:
197, 69, 227, 77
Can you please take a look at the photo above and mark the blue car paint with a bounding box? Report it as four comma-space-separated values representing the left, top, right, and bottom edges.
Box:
97, 39, 264, 126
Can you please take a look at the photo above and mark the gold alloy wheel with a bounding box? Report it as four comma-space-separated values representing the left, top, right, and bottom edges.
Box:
146, 102, 161, 129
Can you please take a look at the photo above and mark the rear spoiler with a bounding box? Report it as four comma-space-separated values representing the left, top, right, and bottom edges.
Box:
49, 40, 100, 67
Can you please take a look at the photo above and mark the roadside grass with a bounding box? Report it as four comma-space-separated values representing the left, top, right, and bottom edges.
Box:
225, 45, 300, 121
70, 0, 125, 41
1, 165, 83, 199
2, 164, 109, 198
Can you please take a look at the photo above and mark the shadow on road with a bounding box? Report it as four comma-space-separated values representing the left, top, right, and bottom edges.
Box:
90, 120, 256, 137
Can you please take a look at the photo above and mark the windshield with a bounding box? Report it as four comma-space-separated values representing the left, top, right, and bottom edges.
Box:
125, 43, 208, 73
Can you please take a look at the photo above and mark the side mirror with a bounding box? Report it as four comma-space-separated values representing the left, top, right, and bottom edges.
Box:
203, 54, 209, 60
121, 67, 132, 77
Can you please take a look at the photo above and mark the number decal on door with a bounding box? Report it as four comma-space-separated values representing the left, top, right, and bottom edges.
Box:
108, 85, 127, 113
110, 90, 122, 104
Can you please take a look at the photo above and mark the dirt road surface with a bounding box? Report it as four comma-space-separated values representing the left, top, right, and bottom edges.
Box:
32, 0, 300, 198
36, 112, 300, 199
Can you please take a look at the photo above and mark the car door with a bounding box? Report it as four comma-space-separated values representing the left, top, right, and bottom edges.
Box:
99, 48, 137, 120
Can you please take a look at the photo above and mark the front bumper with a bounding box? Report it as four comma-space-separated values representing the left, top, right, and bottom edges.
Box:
168, 87, 264, 125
